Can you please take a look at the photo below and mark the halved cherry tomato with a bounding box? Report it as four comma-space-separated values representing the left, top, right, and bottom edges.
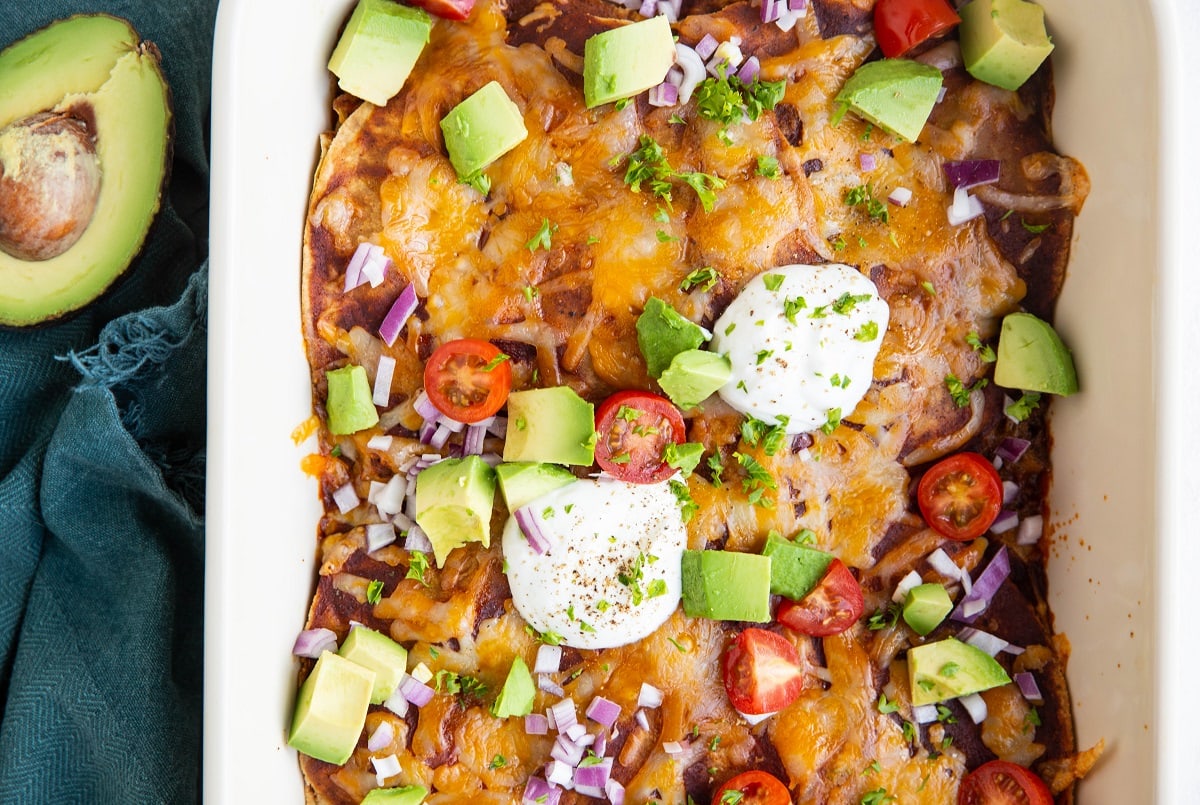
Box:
776, 559, 864, 637
712, 770, 791, 804
958, 760, 1054, 805
407, 0, 476, 21
722, 628, 805, 715
874, 0, 961, 58
917, 452, 1003, 541
423, 338, 512, 423
594, 390, 685, 484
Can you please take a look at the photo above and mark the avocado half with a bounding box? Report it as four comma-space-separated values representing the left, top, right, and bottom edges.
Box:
0, 14, 172, 328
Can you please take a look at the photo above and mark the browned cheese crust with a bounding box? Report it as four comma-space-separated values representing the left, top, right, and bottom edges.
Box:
296, 1, 1096, 803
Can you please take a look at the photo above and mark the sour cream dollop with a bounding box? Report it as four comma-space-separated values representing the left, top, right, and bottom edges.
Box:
709, 263, 889, 433
502, 476, 688, 650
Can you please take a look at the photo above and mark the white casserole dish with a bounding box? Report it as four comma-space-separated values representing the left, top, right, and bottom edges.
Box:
205, 1, 1199, 800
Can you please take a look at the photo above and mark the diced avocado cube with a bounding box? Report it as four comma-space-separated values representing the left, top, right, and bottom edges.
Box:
637, 297, 708, 379
440, 81, 528, 181
415, 455, 497, 567
337, 626, 409, 704
327, 0, 431, 107
902, 583, 953, 636
908, 637, 1011, 706
658, 349, 732, 410
494, 461, 578, 512
993, 311, 1078, 395
959, 0, 1054, 91
287, 651, 375, 765
583, 15, 676, 109
502, 387, 597, 466
834, 59, 943, 143
326, 364, 380, 435
490, 656, 536, 718
361, 786, 429, 805
681, 549, 772, 622
762, 533, 833, 601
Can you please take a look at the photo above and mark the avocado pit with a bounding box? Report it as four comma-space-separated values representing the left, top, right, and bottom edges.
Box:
0, 110, 101, 262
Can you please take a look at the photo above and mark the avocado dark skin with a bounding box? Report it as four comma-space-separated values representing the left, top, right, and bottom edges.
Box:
0, 14, 172, 328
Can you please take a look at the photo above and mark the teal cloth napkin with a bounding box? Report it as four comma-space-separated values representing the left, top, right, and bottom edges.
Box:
0, 1, 216, 801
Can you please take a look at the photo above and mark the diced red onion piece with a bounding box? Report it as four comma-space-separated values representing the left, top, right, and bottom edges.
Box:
360, 246, 389, 288
707, 40, 744, 77
926, 548, 959, 579
996, 436, 1032, 464
952, 547, 1010, 623
375, 475, 408, 516
892, 569, 923, 603
1014, 671, 1044, 702
525, 713, 550, 735
367, 721, 395, 752
1017, 514, 1044, 545
606, 778, 626, 805
462, 423, 487, 456
637, 682, 664, 709
635, 709, 650, 731
586, 696, 621, 728
662, 740, 684, 756
736, 55, 761, 84
516, 505, 553, 555
947, 186, 986, 225
418, 420, 437, 445
382, 685, 410, 717
789, 0, 807, 8
392, 512, 415, 532
656, 0, 678, 22
292, 628, 338, 658
366, 522, 397, 553
888, 186, 913, 207
944, 159, 1001, 190
399, 674, 435, 706
960, 597, 987, 619
404, 527, 433, 554
739, 708, 776, 725
1002, 480, 1019, 505
343, 242, 372, 292
859, 152, 876, 171
957, 626, 1009, 657
552, 734, 585, 766
546, 758, 574, 788
535, 644, 563, 674
913, 703, 939, 724
674, 44, 706, 104
593, 728, 609, 757
371, 753, 401, 786
483, 415, 507, 438
332, 482, 360, 514
373, 355, 396, 407
430, 423, 454, 449
761, 0, 782, 22
648, 81, 678, 107
937, 86, 948, 103
990, 510, 1019, 534
1001, 642, 1026, 655
775, 5, 804, 30
539, 675, 565, 698
435, 414, 466, 433
574, 757, 613, 794
695, 33, 719, 59
551, 697, 578, 729
379, 283, 418, 347
367, 434, 393, 451
958, 692, 988, 724
564, 722, 588, 742
638, 0, 656, 16
523, 777, 561, 805
413, 389, 440, 421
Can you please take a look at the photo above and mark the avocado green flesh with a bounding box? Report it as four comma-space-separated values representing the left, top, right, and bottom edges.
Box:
337, 626, 409, 704
908, 637, 1010, 706
637, 297, 708, 379
959, 0, 1054, 91
681, 549, 772, 622
440, 81, 528, 181
326, 365, 380, 435
583, 15, 676, 109
762, 534, 832, 601
835, 59, 943, 143
415, 455, 497, 567
993, 311, 1078, 395
902, 583, 953, 636
361, 786, 429, 805
0, 15, 170, 327
495, 461, 577, 512
502, 386, 596, 466
491, 656, 536, 718
288, 651, 376, 765
658, 349, 731, 410
327, 0, 431, 107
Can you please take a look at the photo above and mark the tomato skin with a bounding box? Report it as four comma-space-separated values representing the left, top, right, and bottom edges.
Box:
874, 0, 961, 58
958, 760, 1054, 805
776, 559, 864, 637
722, 628, 805, 715
406, 0, 476, 21
917, 452, 1004, 541
423, 338, 512, 424
594, 390, 686, 484
712, 770, 791, 804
